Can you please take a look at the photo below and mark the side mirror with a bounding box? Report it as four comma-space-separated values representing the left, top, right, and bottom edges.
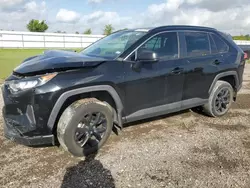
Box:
136, 49, 159, 62
131, 49, 159, 72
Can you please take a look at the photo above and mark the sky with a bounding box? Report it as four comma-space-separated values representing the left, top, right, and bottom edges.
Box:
0, 0, 250, 35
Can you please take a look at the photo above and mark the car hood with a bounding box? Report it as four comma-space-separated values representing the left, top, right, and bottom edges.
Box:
14, 50, 107, 75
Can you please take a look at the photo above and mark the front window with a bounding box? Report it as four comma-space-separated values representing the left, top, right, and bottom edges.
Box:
138, 32, 178, 60
80, 30, 147, 59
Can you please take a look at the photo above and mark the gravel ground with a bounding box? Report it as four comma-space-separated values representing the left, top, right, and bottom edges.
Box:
1, 65, 250, 188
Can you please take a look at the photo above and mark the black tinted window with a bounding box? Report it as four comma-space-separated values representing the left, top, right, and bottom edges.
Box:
184, 32, 210, 57
211, 34, 229, 53
144, 37, 161, 50
139, 32, 178, 60
209, 34, 217, 54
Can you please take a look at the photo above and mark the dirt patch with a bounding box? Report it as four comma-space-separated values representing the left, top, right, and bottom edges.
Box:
189, 144, 245, 171
207, 123, 249, 131
244, 82, 250, 89
232, 94, 250, 109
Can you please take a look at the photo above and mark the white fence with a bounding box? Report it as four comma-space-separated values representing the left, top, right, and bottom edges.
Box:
0, 31, 104, 49
1, 30, 250, 49
234, 40, 250, 45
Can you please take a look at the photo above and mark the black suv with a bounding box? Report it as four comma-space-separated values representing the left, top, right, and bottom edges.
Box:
2, 26, 245, 156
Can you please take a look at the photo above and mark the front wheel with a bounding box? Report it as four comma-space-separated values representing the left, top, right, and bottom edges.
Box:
57, 98, 113, 157
203, 81, 234, 117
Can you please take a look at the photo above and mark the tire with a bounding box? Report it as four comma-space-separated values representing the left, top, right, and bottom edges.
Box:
203, 80, 233, 117
57, 98, 113, 157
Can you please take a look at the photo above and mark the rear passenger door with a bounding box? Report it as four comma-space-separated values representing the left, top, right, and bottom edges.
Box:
180, 31, 226, 104
154, 32, 186, 106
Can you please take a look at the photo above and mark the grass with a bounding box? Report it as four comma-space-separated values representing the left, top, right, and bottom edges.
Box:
0, 49, 81, 82
0, 49, 45, 80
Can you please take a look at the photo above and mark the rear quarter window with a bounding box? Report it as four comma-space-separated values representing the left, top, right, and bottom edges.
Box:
211, 34, 229, 53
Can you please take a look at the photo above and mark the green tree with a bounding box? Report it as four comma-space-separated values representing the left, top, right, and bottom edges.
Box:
103, 24, 114, 35
27, 19, 48, 32
83, 28, 92, 34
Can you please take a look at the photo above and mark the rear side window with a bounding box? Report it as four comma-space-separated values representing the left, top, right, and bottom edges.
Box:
211, 34, 229, 53
184, 32, 210, 57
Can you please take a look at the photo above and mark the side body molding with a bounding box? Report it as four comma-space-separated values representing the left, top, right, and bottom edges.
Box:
47, 85, 124, 130
208, 71, 239, 94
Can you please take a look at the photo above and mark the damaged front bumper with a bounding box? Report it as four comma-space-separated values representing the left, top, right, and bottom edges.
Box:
2, 107, 55, 146
3, 118, 55, 146
1, 82, 57, 146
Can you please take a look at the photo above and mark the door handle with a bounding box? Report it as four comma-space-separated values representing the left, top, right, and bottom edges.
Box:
171, 67, 184, 74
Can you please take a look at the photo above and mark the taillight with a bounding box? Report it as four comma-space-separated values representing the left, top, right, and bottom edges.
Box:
244, 52, 248, 59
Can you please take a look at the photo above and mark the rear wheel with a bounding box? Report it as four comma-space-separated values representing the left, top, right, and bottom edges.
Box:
203, 81, 233, 117
57, 98, 113, 157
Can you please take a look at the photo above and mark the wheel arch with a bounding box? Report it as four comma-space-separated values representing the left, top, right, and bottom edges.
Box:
209, 71, 239, 95
47, 85, 124, 131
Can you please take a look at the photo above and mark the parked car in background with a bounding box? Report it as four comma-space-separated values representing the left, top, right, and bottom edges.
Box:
2, 25, 245, 157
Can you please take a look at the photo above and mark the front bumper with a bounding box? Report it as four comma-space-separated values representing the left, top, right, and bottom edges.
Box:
3, 114, 55, 146
1, 82, 58, 146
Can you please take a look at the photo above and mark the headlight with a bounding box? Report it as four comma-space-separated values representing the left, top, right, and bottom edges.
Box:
7, 73, 57, 93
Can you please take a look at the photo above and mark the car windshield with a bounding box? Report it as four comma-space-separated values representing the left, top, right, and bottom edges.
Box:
80, 30, 147, 59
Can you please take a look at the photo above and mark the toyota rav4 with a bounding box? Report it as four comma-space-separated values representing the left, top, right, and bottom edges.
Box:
2, 26, 245, 157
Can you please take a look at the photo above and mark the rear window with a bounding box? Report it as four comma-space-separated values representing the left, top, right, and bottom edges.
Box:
184, 32, 210, 57
211, 34, 229, 53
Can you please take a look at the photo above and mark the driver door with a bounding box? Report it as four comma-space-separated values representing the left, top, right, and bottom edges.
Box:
123, 32, 185, 122
122, 53, 161, 120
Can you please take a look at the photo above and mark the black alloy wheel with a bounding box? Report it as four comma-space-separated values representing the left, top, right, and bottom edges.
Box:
203, 80, 233, 117
214, 87, 231, 114
74, 112, 107, 148
57, 98, 113, 157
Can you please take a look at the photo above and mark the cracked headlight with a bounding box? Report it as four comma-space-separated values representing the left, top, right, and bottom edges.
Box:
7, 73, 57, 93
